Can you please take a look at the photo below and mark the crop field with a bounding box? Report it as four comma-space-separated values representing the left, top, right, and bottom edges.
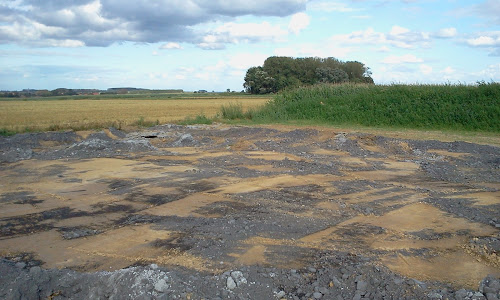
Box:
0, 94, 271, 133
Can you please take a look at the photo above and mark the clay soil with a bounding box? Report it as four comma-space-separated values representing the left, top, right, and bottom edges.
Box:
0, 124, 499, 299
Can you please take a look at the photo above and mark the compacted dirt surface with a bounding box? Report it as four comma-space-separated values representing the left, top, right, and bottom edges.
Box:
0, 124, 499, 300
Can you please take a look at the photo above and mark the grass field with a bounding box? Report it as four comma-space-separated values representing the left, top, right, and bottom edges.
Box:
0, 94, 271, 134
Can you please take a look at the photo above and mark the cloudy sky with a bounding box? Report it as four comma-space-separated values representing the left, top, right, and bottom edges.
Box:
1, 0, 499, 91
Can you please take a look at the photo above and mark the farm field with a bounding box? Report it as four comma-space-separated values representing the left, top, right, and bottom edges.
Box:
0, 95, 271, 133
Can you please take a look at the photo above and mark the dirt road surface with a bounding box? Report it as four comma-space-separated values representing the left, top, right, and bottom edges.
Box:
1, 124, 499, 299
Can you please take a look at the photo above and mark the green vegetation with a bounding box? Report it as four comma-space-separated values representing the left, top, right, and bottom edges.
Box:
218, 102, 254, 120
244, 56, 373, 94
134, 116, 160, 127
180, 113, 213, 125
0, 128, 16, 137
220, 83, 500, 132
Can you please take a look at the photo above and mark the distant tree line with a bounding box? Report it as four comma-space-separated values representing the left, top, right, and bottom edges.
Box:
0, 88, 184, 98
244, 56, 374, 94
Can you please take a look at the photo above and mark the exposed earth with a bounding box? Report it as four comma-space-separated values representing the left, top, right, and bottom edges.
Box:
0, 124, 499, 300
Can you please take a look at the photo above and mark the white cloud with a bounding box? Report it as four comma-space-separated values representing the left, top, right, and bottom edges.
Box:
441, 66, 455, 75
434, 27, 457, 38
197, 21, 288, 49
390, 25, 410, 36
467, 36, 497, 46
288, 13, 310, 35
329, 26, 431, 50
464, 31, 500, 56
160, 42, 183, 50
420, 64, 433, 75
382, 54, 423, 64
1, 0, 306, 48
474, 63, 500, 80
387, 25, 430, 49
376, 46, 391, 52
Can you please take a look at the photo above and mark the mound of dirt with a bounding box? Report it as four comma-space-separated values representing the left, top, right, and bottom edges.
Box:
0, 124, 499, 299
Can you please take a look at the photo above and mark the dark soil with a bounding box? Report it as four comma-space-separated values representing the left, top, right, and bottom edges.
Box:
0, 124, 499, 300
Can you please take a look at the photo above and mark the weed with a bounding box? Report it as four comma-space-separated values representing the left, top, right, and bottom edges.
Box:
0, 128, 16, 136
180, 114, 213, 125
134, 116, 158, 127
219, 102, 248, 120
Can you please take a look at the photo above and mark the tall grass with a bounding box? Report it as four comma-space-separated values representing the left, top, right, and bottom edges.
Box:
243, 83, 500, 132
219, 102, 253, 120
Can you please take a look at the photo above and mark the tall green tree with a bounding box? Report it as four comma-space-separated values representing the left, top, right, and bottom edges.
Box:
315, 67, 349, 84
244, 67, 277, 94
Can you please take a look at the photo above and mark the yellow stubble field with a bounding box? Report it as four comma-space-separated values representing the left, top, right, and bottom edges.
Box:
0, 96, 271, 132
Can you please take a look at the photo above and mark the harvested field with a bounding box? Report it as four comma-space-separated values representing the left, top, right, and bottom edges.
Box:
0, 124, 499, 299
0, 96, 270, 132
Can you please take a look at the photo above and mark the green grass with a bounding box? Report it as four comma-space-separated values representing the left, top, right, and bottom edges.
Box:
231, 83, 500, 132
179, 113, 213, 125
0, 128, 16, 136
134, 116, 160, 127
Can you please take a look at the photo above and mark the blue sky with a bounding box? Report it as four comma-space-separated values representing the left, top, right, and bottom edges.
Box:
1, 0, 499, 91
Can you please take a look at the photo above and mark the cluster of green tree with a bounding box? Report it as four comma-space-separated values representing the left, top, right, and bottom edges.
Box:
244, 56, 374, 94
0, 89, 71, 97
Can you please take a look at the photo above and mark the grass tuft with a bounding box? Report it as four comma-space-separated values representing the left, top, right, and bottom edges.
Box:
134, 116, 159, 127
179, 113, 213, 125
219, 102, 254, 120
0, 128, 16, 136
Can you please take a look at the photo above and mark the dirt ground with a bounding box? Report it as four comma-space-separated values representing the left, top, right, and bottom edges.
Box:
0, 124, 499, 300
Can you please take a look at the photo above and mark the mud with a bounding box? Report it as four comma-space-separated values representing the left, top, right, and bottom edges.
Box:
0, 124, 499, 299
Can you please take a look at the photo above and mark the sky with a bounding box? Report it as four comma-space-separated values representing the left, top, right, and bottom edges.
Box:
1, 0, 499, 91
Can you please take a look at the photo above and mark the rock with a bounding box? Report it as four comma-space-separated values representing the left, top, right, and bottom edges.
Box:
15, 262, 26, 269
275, 290, 286, 298
427, 292, 442, 299
230, 271, 247, 286
356, 280, 368, 292
331, 276, 342, 287
486, 293, 499, 300
313, 291, 323, 299
154, 279, 169, 293
454, 288, 468, 300
29, 266, 41, 276
173, 134, 195, 146
352, 292, 362, 300
226, 276, 236, 290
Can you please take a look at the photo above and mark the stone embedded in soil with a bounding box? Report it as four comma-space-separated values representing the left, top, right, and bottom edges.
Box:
154, 279, 169, 293
226, 276, 237, 290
